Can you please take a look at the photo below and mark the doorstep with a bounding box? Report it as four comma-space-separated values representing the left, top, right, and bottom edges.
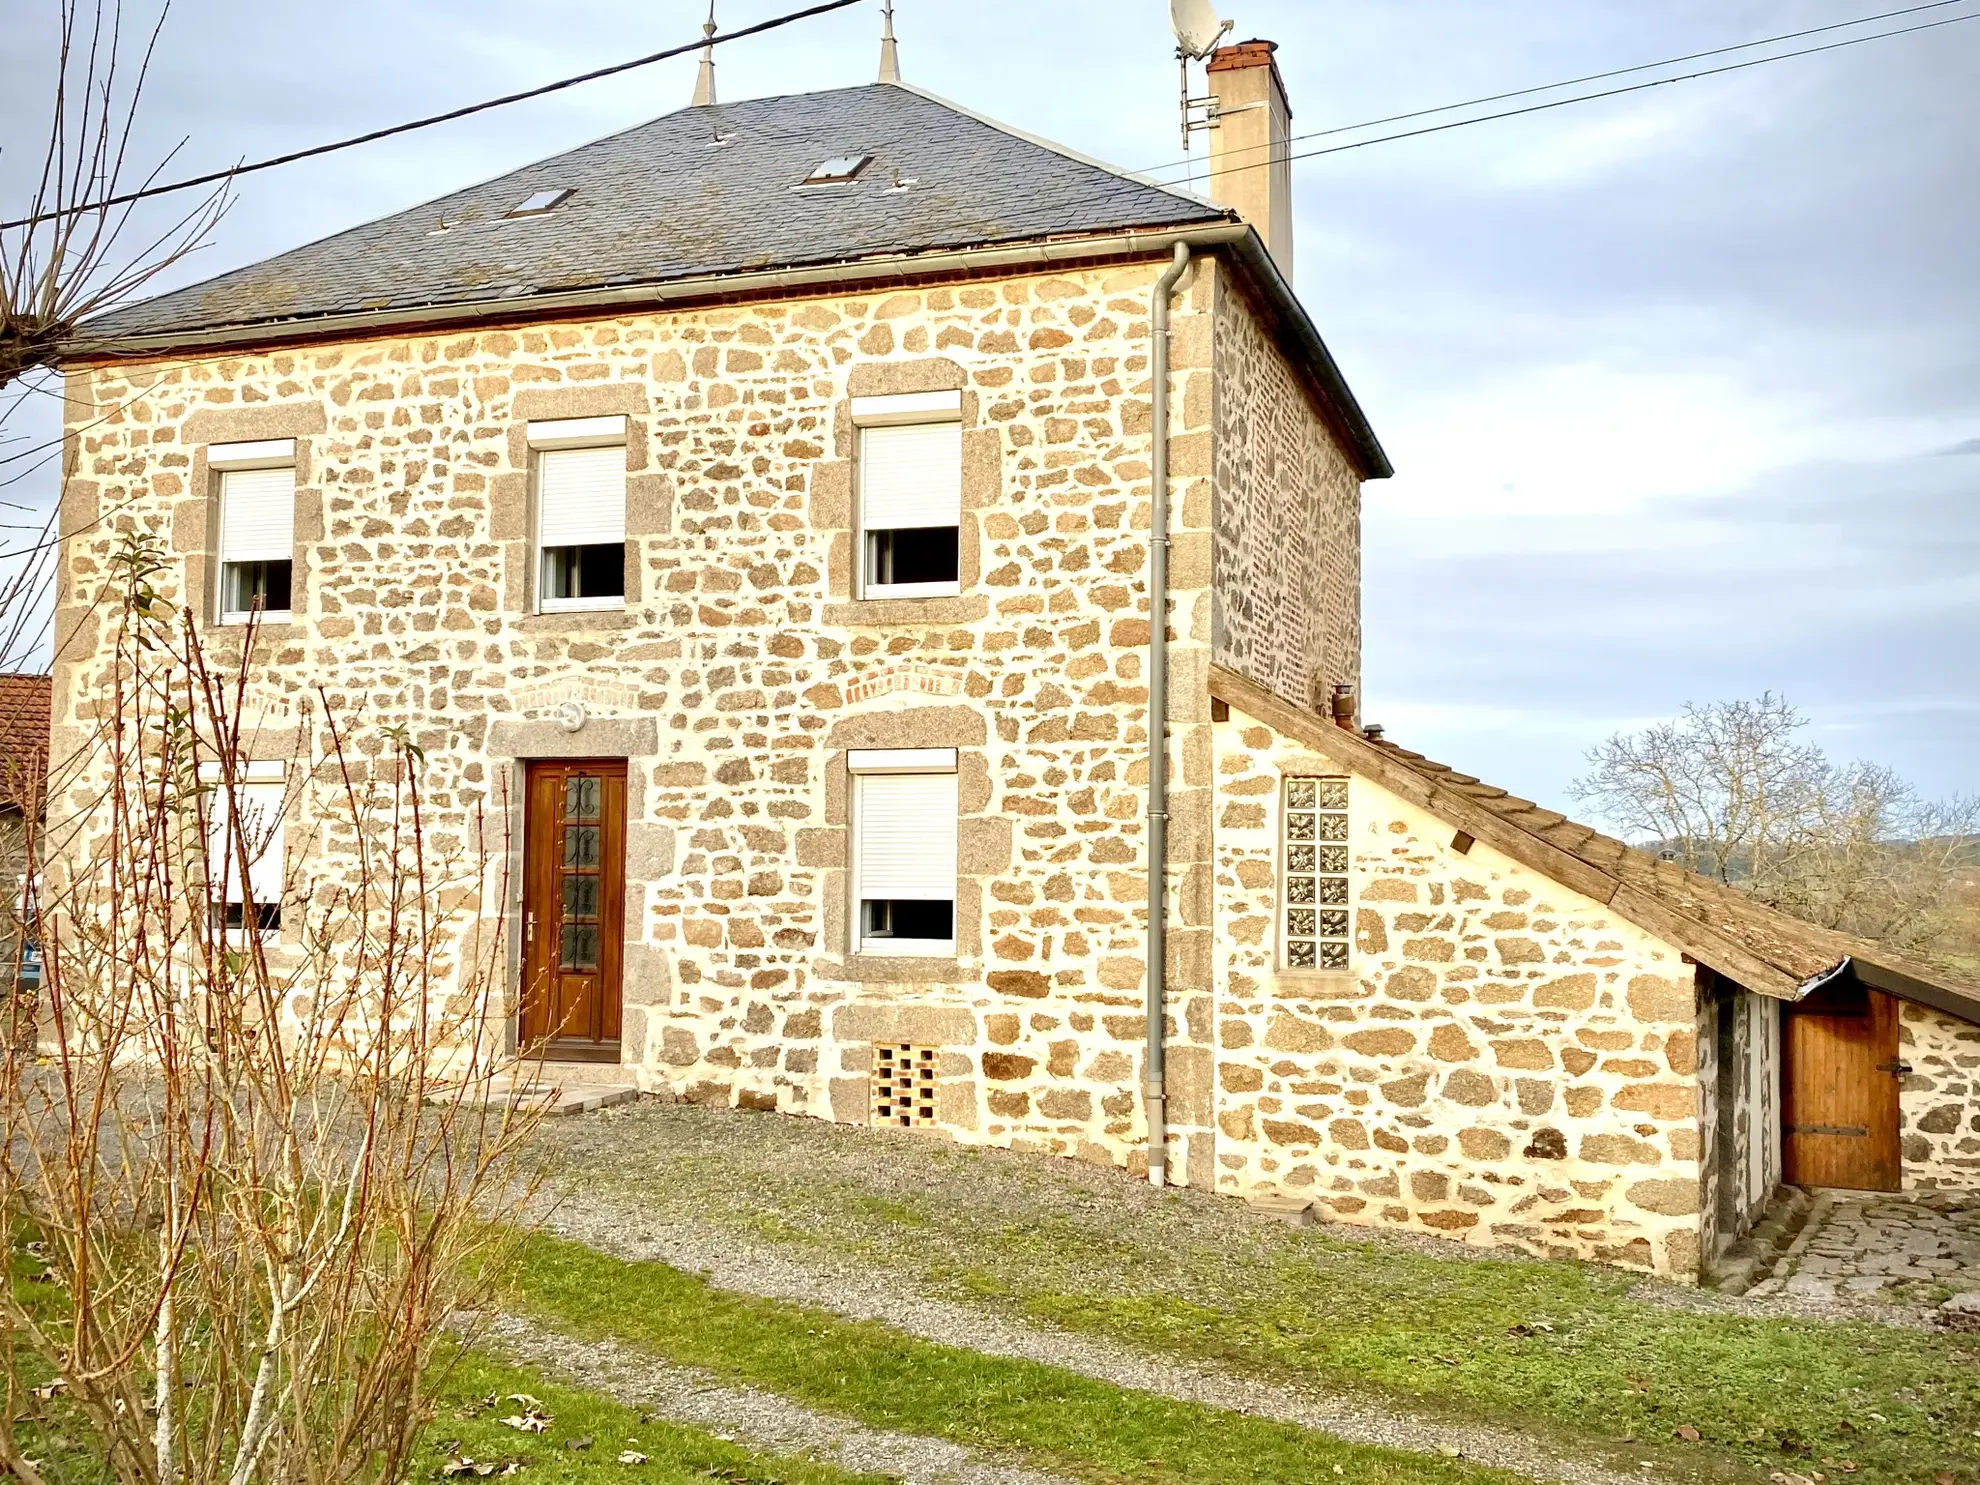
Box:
445, 1062, 641, 1118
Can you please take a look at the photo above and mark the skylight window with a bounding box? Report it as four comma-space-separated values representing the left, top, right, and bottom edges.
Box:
506, 188, 574, 218
802, 154, 871, 186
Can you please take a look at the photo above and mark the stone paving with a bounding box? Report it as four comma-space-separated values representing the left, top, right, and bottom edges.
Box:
1761, 1188, 1980, 1307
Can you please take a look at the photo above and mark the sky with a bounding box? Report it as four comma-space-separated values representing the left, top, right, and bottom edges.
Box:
2, 0, 1976, 821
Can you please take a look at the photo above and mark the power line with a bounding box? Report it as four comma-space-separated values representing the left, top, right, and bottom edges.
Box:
1145, 0, 1980, 181
0, 0, 865, 233
1171, 7, 1980, 191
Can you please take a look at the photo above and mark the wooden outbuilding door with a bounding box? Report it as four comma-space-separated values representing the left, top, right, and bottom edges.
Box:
1782, 981, 1902, 1191
520, 761, 626, 1062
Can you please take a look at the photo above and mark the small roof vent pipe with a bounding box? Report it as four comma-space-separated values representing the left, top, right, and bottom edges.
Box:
1330, 683, 1356, 729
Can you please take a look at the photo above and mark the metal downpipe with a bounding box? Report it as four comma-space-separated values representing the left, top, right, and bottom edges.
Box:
1144, 242, 1193, 1189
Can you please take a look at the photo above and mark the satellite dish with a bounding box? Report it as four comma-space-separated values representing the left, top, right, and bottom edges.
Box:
1170, 0, 1233, 60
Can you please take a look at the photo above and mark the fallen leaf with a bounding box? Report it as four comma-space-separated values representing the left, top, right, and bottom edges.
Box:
505, 1394, 544, 1411
32, 1379, 65, 1401
441, 1457, 497, 1479
499, 1413, 550, 1435
1675, 1425, 1701, 1443
617, 1450, 648, 1466
564, 1435, 593, 1451
1935, 1475, 1956, 1485
1507, 1321, 1555, 1338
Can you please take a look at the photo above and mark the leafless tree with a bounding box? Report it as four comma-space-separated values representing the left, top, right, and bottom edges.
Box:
0, 530, 543, 1483
1572, 693, 1980, 955
2, 0, 226, 392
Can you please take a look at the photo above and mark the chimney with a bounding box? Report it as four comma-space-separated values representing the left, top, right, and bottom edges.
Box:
1205, 39, 1294, 282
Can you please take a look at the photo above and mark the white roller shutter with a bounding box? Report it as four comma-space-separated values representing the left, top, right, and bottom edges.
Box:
538, 445, 626, 547
219, 466, 296, 564
203, 765, 285, 914
860, 423, 961, 533
856, 771, 957, 904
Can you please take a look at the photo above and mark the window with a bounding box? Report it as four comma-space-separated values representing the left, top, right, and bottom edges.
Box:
1282, 777, 1350, 969
849, 747, 957, 956
211, 439, 296, 624
854, 392, 962, 600
871, 1044, 939, 1127
530, 417, 627, 613
202, 761, 286, 936
803, 154, 870, 186
506, 187, 573, 217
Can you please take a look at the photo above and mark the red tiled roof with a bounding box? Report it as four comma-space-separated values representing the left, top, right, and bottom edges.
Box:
1211, 665, 1980, 1025
0, 673, 50, 814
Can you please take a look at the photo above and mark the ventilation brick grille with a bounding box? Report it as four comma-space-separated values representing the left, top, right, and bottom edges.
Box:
871, 1043, 940, 1127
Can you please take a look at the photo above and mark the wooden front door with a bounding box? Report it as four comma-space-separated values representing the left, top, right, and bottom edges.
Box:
1782, 981, 1902, 1191
520, 761, 627, 1062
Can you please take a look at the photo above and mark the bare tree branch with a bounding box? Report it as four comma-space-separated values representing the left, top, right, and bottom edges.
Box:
0, 0, 229, 393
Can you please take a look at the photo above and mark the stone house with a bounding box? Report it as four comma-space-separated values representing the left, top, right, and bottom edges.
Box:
53, 37, 1979, 1279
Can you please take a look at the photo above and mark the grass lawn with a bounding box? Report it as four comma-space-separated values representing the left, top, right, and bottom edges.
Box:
512, 1230, 1522, 1485
539, 1104, 1980, 1484
7, 1229, 885, 1485
420, 1353, 895, 1485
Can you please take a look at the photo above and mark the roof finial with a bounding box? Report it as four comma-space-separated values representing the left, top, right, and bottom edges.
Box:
877, 0, 901, 84
691, 2, 718, 107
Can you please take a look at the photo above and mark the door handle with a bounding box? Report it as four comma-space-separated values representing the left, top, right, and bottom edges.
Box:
1875, 1059, 1912, 1076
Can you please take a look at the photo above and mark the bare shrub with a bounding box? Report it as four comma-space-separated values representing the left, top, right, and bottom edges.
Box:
0, 530, 541, 1483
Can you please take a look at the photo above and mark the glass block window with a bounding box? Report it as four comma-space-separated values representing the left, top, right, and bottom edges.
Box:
871, 1043, 940, 1127
1283, 777, 1351, 969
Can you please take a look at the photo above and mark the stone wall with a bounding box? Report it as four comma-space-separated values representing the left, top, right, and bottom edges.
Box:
53, 256, 1297, 1184
1211, 707, 1707, 1277
1207, 268, 1361, 717
1902, 1001, 1980, 1188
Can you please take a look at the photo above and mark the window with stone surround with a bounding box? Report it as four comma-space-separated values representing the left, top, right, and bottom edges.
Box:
870, 1043, 939, 1127
211, 439, 296, 624
201, 760, 286, 938
854, 391, 962, 600
1282, 776, 1350, 969
530, 416, 626, 613
849, 747, 957, 956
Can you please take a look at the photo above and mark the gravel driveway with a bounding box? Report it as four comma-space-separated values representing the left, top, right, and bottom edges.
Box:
524, 1099, 1678, 1485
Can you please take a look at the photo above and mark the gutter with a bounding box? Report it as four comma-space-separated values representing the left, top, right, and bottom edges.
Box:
1143, 242, 1195, 1189
66, 221, 1391, 481
67, 225, 1245, 360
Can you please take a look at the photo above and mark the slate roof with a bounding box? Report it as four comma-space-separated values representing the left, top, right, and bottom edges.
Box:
0, 673, 50, 816
1210, 665, 1980, 1025
86, 82, 1228, 343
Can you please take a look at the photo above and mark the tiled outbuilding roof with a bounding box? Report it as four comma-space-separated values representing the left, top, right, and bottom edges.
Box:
0, 673, 50, 816
1211, 665, 1980, 1024
84, 82, 1225, 342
